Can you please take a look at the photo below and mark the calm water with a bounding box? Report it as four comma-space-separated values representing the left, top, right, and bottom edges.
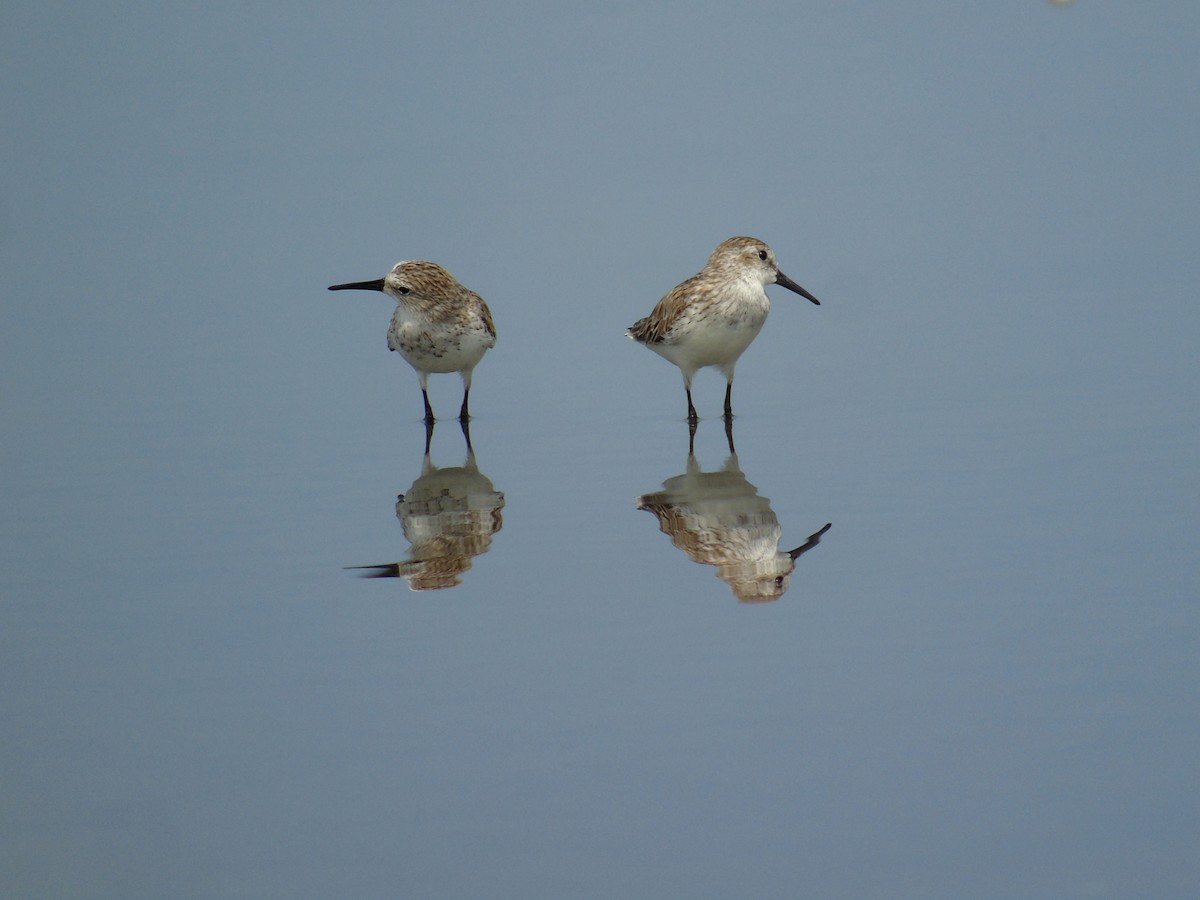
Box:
5, 279, 1196, 898
4, 3, 1198, 898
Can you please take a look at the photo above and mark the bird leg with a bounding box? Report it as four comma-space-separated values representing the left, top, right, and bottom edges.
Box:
458, 386, 471, 422
422, 417, 435, 456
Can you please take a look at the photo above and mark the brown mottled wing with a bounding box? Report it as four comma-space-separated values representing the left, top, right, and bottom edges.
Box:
473, 291, 497, 342
627, 273, 703, 344
626, 314, 658, 343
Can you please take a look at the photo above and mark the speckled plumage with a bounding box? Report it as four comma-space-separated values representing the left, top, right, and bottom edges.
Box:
347, 422, 504, 591
626, 236, 820, 420
636, 423, 831, 602
329, 260, 496, 422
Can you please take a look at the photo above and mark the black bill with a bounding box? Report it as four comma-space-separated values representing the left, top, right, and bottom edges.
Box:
328, 278, 386, 292
775, 271, 821, 305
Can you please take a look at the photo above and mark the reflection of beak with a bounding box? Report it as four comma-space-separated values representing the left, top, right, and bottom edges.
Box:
789, 522, 832, 560
328, 278, 387, 292
775, 271, 821, 305
345, 563, 401, 577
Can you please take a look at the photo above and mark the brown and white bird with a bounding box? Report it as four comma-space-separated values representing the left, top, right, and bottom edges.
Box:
626, 236, 820, 421
348, 421, 505, 591
329, 260, 496, 422
637, 423, 830, 602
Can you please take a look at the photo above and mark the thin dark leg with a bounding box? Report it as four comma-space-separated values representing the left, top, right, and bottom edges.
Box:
459, 386, 471, 422
687, 416, 698, 455
422, 389, 435, 424
723, 413, 736, 456
686, 388, 698, 422
723, 381, 733, 420
422, 416, 434, 456
459, 416, 473, 454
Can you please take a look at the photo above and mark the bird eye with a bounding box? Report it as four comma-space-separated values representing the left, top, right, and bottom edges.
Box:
398, 286, 410, 294
758, 250, 768, 261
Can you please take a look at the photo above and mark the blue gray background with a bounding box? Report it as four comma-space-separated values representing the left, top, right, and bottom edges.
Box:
3, 2, 1198, 898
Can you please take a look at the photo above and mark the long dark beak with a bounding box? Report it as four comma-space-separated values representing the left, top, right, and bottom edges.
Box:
788, 522, 832, 560
776, 271, 821, 305
328, 278, 386, 292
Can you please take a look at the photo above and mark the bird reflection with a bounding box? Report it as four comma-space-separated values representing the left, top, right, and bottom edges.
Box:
348, 420, 504, 590
637, 419, 831, 602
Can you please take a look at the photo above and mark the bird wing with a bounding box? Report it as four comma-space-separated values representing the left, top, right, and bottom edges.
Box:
473, 291, 497, 343
626, 274, 703, 344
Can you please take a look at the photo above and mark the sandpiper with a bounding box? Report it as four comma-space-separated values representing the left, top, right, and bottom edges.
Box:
626, 236, 820, 421
329, 260, 496, 422
347, 420, 505, 591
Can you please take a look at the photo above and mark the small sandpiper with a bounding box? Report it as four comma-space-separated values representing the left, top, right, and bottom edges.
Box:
329, 260, 496, 422
626, 236, 820, 421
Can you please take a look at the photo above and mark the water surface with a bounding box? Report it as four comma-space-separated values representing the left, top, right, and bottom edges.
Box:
3, 3, 1198, 898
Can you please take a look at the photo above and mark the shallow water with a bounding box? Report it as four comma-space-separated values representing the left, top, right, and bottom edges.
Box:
5, 288, 1196, 897
4, 3, 1199, 898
